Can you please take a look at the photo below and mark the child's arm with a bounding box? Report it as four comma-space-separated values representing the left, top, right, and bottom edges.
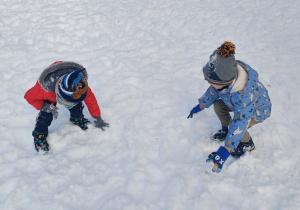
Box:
198, 86, 220, 109
83, 87, 101, 117
224, 103, 256, 149
83, 88, 109, 131
24, 81, 46, 110
224, 145, 232, 152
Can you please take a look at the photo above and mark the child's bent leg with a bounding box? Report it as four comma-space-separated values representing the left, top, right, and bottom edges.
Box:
240, 119, 258, 143
33, 111, 52, 152
69, 102, 89, 130
211, 99, 232, 141
69, 102, 84, 118
34, 111, 53, 133
231, 119, 258, 157
213, 99, 232, 126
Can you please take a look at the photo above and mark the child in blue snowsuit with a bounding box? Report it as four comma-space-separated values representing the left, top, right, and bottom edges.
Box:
188, 42, 271, 173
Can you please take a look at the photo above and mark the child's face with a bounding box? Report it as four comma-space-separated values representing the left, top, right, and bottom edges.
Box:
208, 82, 227, 90
71, 75, 88, 99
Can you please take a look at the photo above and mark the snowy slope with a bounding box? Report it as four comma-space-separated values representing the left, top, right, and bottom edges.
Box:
1, 0, 300, 209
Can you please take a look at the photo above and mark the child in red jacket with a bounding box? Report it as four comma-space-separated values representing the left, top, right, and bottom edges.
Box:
24, 61, 109, 153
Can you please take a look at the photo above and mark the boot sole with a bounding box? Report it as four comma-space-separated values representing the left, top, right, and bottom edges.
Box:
231, 144, 255, 158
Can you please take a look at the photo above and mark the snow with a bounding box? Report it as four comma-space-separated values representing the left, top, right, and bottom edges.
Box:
1, 0, 300, 209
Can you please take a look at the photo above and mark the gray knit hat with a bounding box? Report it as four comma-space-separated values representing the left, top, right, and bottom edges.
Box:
203, 42, 237, 85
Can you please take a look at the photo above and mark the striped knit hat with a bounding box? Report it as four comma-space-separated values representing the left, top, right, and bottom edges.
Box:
203, 41, 237, 85
58, 70, 88, 102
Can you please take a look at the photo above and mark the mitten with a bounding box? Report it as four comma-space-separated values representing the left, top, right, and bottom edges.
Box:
41, 101, 59, 119
187, 104, 202, 118
206, 146, 230, 173
32, 131, 49, 152
70, 115, 90, 130
93, 116, 109, 131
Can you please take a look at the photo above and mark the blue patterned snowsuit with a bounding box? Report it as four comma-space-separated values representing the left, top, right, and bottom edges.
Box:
198, 61, 272, 149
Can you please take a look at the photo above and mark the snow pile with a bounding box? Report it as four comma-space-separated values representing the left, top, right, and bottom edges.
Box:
1, 0, 300, 209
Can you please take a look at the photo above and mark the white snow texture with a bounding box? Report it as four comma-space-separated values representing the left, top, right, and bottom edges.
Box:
1, 0, 300, 210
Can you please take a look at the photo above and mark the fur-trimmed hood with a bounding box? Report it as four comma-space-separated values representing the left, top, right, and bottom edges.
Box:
38, 61, 88, 92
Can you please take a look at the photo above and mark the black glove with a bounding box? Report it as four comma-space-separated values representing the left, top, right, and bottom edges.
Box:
93, 116, 109, 131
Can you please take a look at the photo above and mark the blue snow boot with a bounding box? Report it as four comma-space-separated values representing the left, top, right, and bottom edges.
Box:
70, 115, 90, 130
32, 131, 49, 152
230, 138, 255, 158
211, 126, 228, 141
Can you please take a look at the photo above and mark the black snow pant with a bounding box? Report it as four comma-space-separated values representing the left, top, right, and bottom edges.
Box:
34, 102, 84, 133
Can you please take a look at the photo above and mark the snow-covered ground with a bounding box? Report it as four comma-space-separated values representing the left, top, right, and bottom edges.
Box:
1, 0, 300, 209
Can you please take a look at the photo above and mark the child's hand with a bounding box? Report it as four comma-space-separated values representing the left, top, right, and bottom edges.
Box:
41, 101, 59, 119
206, 146, 230, 173
187, 104, 202, 118
94, 116, 109, 131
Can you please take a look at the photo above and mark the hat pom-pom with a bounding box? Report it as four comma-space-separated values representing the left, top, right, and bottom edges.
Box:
217, 41, 235, 57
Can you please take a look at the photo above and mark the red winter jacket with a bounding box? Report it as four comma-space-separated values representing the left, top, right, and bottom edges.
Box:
24, 81, 101, 117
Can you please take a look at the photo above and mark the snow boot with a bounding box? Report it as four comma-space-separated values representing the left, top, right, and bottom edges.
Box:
230, 138, 255, 158
70, 115, 90, 130
211, 126, 228, 141
32, 131, 49, 152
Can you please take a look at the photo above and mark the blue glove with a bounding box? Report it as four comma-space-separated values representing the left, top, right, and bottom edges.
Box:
187, 104, 202, 118
206, 146, 230, 173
